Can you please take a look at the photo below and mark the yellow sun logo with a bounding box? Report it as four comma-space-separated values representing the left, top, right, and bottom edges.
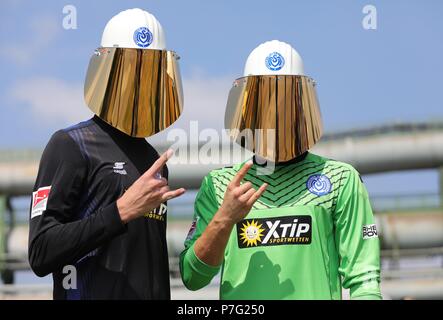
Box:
239, 220, 265, 247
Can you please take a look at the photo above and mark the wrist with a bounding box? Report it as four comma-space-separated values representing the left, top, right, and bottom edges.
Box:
116, 198, 132, 224
213, 207, 236, 229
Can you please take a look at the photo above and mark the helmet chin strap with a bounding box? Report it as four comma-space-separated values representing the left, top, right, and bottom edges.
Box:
253, 151, 309, 167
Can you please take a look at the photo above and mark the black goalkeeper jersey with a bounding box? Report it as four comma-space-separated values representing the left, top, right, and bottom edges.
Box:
28, 116, 170, 300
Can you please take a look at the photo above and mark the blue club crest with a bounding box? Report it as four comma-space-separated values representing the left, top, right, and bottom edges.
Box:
306, 174, 332, 196
133, 27, 153, 48
265, 52, 285, 71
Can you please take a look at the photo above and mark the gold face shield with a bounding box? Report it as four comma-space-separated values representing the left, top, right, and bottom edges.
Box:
225, 75, 323, 162
84, 47, 183, 137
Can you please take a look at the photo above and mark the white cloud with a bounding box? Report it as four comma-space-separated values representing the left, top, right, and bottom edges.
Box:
10, 77, 92, 125
181, 74, 233, 129
0, 14, 60, 66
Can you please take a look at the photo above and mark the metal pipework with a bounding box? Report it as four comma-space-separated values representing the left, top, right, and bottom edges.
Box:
1, 121, 443, 192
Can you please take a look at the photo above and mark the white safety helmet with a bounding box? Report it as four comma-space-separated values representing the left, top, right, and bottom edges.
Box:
101, 8, 166, 50
243, 40, 305, 76
225, 40, 322, 162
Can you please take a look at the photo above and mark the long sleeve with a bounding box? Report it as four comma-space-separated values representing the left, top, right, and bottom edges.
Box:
28, 130, 126, 277
179, 174, 221, 290
333, 167, 382, 300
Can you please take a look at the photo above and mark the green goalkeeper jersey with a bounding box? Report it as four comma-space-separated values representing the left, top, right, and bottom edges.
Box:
180, 152, 382, 300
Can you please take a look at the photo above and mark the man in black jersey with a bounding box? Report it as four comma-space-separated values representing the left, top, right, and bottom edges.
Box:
28, 8, 185, 299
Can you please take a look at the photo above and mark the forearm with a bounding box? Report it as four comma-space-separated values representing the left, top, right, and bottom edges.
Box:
193, 208, 234, 266
180, 209, 234, 291
180, 163, 266, 290
29, 202, 126, 277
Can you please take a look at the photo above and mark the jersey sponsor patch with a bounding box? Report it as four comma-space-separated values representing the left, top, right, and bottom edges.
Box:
306, 174, 332, 196
185, 216, 199, 241
31, 186, 51, 218
237, 215, 311, 248
144, 203, 167, 221
362, 224, 378, 239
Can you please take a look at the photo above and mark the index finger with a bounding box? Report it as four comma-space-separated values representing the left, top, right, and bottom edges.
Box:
145, 149, 173, 177
231, 160, 253, 186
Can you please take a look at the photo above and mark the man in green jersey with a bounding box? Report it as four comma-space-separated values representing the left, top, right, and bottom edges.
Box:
180, 40, 382, 300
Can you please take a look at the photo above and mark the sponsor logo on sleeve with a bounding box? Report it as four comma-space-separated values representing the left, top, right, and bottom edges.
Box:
185, 216, 199, 241
237, 215, 312, 248
31, 186, 51, 218
362, 224, 378, 239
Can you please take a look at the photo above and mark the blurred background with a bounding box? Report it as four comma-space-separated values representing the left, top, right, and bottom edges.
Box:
0, 0, 442, 299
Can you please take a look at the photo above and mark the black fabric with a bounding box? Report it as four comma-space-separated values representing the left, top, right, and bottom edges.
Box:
28, 116, 170, 300
253, 151, 309, 167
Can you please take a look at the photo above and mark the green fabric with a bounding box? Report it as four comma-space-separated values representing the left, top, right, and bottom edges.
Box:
180, 153, 382, 300
180, 244, 221, 290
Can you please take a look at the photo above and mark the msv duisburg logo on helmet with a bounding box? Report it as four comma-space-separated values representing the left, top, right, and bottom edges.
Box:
306, 174, 332, 196
265, 52, 285, 71
133, 27, 153, 48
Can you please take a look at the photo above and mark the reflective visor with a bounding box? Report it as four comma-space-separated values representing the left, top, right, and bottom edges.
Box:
84, 47, 183, 137
225, 75, 323, 162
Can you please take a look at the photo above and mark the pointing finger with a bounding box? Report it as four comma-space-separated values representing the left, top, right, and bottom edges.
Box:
231, 160, 253, 186
145, 149, 173, 177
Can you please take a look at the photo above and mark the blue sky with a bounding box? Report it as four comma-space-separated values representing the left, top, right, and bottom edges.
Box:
0, 0, 442, 195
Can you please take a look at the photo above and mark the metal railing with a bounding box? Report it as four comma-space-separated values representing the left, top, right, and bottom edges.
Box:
320, 120, 443, 142
370, 193, 441, 212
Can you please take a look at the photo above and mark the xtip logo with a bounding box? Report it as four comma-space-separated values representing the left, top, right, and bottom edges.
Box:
237, 216, 312, 248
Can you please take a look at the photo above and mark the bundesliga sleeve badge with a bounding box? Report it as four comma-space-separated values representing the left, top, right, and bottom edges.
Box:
31, 186, 51, 219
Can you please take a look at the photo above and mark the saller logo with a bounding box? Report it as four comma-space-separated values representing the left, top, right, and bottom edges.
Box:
237, 215, 311, 248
